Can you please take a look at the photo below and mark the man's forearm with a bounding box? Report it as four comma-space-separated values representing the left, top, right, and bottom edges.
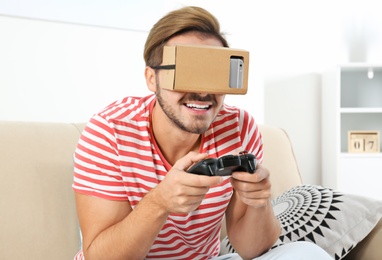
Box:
228, 201, 281, 260
84, 191, 169, 260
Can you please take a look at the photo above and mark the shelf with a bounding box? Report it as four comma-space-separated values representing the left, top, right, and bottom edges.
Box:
340, 153, 382, 158
322, 63, 382, 192
339, 63, 382, 69
340, 108, 382, 113
340, 67, 382, 108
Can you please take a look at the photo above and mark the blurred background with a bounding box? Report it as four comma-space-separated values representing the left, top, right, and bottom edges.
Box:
1, 0, 382, 185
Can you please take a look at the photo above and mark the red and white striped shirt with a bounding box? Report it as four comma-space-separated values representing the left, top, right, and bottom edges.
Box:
73, 94, 263, 259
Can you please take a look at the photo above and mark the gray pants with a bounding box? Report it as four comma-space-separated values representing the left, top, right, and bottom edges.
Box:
215, 242, 333, 260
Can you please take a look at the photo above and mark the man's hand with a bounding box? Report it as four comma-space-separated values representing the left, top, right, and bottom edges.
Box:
230, 164, 272, 208
226, 164, 279, 259
152, 152, 223, 214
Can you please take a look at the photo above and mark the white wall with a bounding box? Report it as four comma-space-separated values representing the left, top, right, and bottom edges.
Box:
0, 15, 150, 123
1, 0, 382, 186
264, 74, 322, 185
0, 0, 265, 123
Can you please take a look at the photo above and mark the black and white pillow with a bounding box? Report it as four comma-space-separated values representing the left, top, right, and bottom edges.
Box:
220, 184, 382, 260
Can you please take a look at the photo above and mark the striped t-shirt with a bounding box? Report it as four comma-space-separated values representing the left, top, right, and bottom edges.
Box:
72, 94, 263, 259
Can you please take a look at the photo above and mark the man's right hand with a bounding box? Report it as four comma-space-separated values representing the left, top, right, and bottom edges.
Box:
151, 151, 223, 214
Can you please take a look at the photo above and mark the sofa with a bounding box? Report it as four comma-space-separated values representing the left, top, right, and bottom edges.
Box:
0, 121, 381, 260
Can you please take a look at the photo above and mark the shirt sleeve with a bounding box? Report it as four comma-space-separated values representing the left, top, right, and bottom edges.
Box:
238, 109, 264, 164
72, 114, 127, 201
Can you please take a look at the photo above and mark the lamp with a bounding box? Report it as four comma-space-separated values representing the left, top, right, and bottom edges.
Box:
367, 68, 374, 79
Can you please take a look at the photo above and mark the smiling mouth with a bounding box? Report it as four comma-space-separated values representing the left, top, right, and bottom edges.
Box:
184, 103, 211, 110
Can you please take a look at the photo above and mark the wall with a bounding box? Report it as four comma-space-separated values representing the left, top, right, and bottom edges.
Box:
264, 74, 322, 184
0, 0, 265, 123
0, 15, 149, 123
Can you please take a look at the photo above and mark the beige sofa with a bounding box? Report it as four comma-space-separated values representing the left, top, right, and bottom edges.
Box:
0, 121, 381, 260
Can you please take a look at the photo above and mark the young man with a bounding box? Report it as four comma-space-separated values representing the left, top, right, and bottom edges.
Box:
73, 6, 332, 260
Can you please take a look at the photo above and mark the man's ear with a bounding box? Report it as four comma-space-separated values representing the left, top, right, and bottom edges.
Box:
145, 66, 157, 92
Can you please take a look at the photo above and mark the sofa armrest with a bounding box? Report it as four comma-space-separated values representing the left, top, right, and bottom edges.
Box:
0, 121, 84, 260
343, 218, 382, 260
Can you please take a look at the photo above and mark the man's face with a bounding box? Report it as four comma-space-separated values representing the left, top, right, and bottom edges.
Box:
154, 32, 226, 134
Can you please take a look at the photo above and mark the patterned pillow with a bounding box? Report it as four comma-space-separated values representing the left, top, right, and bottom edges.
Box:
220, 184, 382, 260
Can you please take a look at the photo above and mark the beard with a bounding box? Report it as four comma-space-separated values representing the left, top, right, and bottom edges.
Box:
155, 82, 218, 134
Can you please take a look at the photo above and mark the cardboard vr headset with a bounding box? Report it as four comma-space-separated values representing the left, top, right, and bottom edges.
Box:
157, 44, 249, 94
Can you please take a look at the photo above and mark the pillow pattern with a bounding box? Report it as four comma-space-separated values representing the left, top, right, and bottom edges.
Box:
220, 184, 382, 260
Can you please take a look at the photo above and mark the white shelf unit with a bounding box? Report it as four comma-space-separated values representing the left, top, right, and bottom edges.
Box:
322, 63, 382, 200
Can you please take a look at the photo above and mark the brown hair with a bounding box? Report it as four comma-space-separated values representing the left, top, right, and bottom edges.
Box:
144, 6, 229, 67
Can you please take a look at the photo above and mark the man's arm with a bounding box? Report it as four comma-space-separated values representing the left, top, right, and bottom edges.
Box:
225, 164, 281, 260
75, 191, 168, 260
75, 152, 223, 260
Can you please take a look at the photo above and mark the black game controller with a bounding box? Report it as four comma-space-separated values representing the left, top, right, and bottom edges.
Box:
187, 151, 256, 176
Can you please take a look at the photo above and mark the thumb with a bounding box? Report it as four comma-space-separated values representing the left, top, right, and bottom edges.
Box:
173, 152, 208, 171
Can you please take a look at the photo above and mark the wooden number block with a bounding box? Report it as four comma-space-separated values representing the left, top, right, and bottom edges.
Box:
365, 135, 379, 152
348, 131, 380, 153
349, 137, 364, 152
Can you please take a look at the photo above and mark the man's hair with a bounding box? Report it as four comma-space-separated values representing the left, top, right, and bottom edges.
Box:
144, 6, 229, 67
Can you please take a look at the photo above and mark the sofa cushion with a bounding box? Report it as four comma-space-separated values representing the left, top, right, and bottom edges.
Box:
0, 122, 84, 260
220, 184, 382, 260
